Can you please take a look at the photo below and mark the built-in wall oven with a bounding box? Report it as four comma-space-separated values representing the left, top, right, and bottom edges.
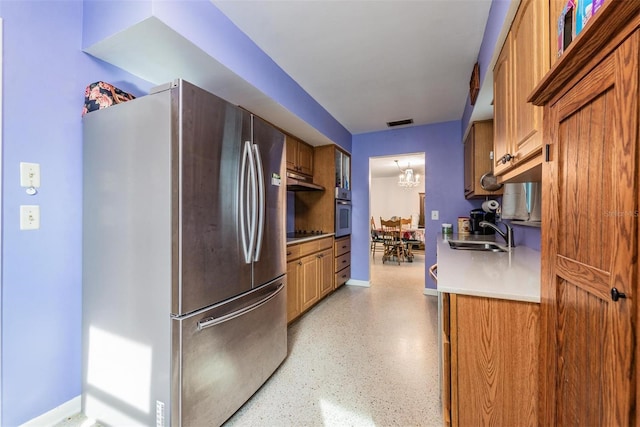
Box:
335, 188, 352, 237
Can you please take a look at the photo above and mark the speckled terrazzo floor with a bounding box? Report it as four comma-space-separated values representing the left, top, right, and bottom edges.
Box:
224, 251, 441, 426
55, 252, 440, 427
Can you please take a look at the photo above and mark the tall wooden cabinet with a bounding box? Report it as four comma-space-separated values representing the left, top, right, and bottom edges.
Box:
529, 2, 639, 424
295, 144, 351, 234
493, 0, 549, 182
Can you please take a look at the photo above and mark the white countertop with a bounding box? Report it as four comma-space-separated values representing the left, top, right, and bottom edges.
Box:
436, 235, 541, 303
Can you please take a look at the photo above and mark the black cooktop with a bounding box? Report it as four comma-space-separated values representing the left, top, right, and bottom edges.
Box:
287, 230, 326, 239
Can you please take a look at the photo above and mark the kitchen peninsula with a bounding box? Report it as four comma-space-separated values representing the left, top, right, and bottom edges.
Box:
437, 235, 540, 426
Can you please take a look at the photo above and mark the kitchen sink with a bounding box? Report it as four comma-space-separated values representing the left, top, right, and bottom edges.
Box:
448, 240, 508, 252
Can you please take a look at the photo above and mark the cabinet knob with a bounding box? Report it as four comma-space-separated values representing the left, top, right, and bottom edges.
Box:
298, 261, 302, 266
499, 153, 514, 164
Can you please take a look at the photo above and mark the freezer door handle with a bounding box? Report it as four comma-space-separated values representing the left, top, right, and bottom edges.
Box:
252, 143, 265, 262
196, 283, 285, 331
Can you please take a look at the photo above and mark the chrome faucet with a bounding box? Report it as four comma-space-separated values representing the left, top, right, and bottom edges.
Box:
479, 221, 515, 250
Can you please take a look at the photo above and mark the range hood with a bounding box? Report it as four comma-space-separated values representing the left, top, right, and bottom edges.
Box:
286, 171, 325, 191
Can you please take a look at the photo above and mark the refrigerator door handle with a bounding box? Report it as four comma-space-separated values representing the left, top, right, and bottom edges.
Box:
246, 140, 258, 261
196, 283, 285, 330
238, 143, 251, 264
239, 140, 253, 264
252, 143, 265, 262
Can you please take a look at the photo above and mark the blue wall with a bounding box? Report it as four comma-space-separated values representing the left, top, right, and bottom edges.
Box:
461, 0, 511, 134
0, 1, 153, 425
0, 0, 539, 424
351, 121, 482, 289
0, 1, 349, 424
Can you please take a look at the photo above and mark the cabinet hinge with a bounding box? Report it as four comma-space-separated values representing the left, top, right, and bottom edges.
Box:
545, 144, 550, 162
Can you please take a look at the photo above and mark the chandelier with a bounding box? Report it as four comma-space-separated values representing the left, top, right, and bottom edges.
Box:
395, 160, 420, 188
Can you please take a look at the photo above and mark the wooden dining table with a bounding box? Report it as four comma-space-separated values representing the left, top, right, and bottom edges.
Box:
375, 227, 424, 262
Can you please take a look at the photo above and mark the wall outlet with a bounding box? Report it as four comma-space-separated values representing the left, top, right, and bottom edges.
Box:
20, 205, 40, 230
431, 210, 439, 220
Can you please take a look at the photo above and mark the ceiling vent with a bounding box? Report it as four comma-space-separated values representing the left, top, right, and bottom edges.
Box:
386, 118, 414, 127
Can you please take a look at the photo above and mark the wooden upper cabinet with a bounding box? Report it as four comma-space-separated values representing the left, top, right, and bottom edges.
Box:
464, 120, 503, 198
493, 34, 512, 177
286, 135, 314, 176
511, 0, 548, 162
493, 0, 549, 182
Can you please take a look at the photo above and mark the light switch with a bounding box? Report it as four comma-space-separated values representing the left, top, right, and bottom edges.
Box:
431, 210, 439, 220
20, 162, 41, 191
20, 205, 40, 230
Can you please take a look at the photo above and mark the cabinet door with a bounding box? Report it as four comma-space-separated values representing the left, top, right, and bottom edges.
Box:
541, 34, 637, 426
463, 130, 474, 195
493, 33, 512, 176
318, 248, 334, 298
441, 293, 452, 427
453, 295, 539, 426
300, 254, 319, 311
465, 121, 500, 198
511, 0, 548, 165
286, 260, 301, 323
285, 135, 297, 172
297, 141, 314, 176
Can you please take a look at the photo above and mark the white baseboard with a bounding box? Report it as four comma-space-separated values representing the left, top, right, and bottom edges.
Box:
423, 288, 438, 296
20, 396, 81, 427
346, 279, 370, 287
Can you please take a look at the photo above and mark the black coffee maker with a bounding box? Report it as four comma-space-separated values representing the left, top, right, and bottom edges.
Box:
469, 209, 496, 235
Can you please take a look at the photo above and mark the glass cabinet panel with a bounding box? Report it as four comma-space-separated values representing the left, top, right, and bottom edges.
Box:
334, 149, 351, 189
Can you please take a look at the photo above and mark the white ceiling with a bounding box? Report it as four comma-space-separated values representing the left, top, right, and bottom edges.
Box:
212, 0, 494, 135
370, 153, 425, 179
85, 1, 499, 179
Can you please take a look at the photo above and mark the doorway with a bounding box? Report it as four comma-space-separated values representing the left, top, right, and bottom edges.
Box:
369, 153, 425, 289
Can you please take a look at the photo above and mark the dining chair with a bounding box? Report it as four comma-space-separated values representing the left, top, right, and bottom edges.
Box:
399, 217, 416, 262
370, 217, 385, 257
380, 218, 404, 265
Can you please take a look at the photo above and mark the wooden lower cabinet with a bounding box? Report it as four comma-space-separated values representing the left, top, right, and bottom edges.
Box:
286, 237, 334, 323
442, 293, 539, 426
334, 236, 351, 288
318, 248, 334, 298
286, 260, 302, 322
300, 253, 320, 311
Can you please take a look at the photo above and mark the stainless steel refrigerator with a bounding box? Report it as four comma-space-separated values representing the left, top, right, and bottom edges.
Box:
81, 79, 287, 426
